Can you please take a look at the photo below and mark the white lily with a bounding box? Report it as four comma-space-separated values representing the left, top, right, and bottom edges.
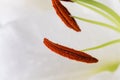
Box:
0, 0, 120, 80
0, 0, 51, 24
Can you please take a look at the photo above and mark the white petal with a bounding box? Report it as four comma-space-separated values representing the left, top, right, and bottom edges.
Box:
88, 71, 113, 80
0, 10, 119, 80
0, 0, 51, 24
89, 64, 120, 80
113, 65, 120, 80
0, 1, 120, 80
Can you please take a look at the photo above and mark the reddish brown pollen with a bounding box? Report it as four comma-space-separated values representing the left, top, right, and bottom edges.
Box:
52, 0, 81, 32
43, 38, 98, 63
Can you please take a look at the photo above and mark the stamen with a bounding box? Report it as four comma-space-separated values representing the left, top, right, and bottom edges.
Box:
52, 0, 81, 32
43, 38, 98, 63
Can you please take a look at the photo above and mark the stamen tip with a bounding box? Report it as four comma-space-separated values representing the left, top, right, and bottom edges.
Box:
75, 28, 81, 32
90, 58, 99, 63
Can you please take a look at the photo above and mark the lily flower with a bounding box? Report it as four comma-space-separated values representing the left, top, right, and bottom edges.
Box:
0, 0, 120, 80
43, 0, 120, 80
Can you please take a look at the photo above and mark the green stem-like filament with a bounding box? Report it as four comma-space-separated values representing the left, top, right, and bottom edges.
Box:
70, 0, 120, 51
73, 16, 120, 32
72, 0, 120, 28
82, 39, 120, 51
82, 0, 120, 25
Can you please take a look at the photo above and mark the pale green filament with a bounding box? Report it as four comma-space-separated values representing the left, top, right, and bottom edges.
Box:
73, 16, 120, 32
74, 0, 120, 27
79, 0, 120, 25
82, 39, 120, 51
70, 0, 120, 51
72, 0, 120, 27
73, 1, 119, 27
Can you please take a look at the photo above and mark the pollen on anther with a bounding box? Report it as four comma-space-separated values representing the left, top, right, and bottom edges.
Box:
52, 0, 81, 32
43, 38, 98, 63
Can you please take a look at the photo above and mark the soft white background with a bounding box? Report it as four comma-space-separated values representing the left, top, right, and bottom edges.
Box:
0, 0, 120, 80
